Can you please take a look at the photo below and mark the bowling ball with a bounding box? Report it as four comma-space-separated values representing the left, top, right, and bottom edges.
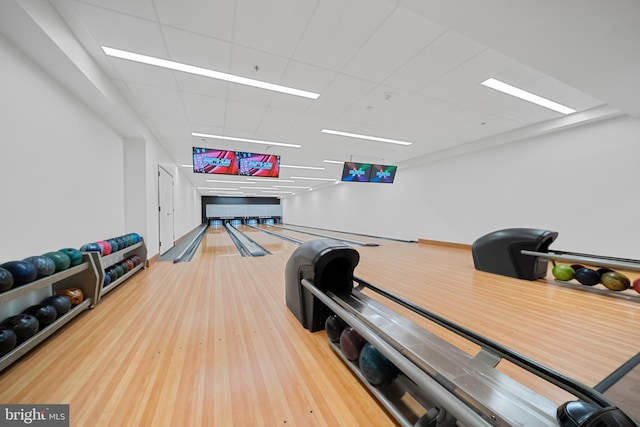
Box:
42, 251, 71, 272
95, 241, 112, 256
59, 248, 83, 266
130, 233, 141, 244
107, 239, 119, 252
633, 278, 640, 294
0, 328, 17, 356
113, 265, 124, 278
23, 255, 56, 278
575, 268, 600, 286
551, 265, 575, 281
340, 327, 367, 361
125, 260, 135, 271
57, 288, 84, 306
600, 272, 630, 291
325, 315, 346, 343
80, 242, 102, 254
22, 304, 57, 327
107, 268, 118, 283
1, 314, 39, 342
116, 237, 127, 249
0, 267, 13, 292
0, 261, 37, 285
597, 268, 614, 277
41, 295, 72, 316
570, 264, 585, 272
103, 273, 111, 287
359, 343, 398, 387
119, 261, 130, 274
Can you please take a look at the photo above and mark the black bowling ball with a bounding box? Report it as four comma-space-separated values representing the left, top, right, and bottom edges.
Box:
0, 328, 17, 356
22, 304, 57, 327
1, 314, 39, 341
41, 295, 72, 316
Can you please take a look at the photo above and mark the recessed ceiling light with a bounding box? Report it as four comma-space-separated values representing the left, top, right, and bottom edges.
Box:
102, 47, 320, 99
239, 186, 274, 190
192, 132, 301, 148
481, 78, 576, 114
206, 179, 254, 184
280, 164, 325, 170
200, 187, 239, 190
273, 185, 311, 189
321, 129, 412, 146
263, 190, 294, 194
289, 176, 336, 181
181, 164, 193, 168
247, 178, 295, 183
323, 160, 344, 164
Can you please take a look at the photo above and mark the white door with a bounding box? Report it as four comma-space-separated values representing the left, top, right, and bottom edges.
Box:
158, 166, 175, 254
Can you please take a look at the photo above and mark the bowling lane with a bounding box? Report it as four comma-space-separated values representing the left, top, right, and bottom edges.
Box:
197, 225, 242, 258
274, 224, 398, 247
235, 225, 299, 254
255, 224, 323, 245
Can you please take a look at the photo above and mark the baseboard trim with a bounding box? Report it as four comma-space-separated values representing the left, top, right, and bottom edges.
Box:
418, 238, 471, 250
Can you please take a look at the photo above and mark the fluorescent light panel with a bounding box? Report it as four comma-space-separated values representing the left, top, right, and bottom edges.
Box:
323, 159, 344, 164
274, 185, 310, 189
102, 47, 319, 100
481, 78, 576, 114
192, 132, 301, 149
289, 176, 336, 181
321, 129, 412, 146
280, 164, 325, 170
206, 179, 254, 184
247, 178, 294, 183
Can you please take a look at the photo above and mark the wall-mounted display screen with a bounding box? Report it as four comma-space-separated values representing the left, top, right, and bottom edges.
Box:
192, 148, 238, 175
340, 162, 397, 183
192, 147, 280, 178
369, 164, 397, 183
341, 162, 371, 182
237, 152, 280, 177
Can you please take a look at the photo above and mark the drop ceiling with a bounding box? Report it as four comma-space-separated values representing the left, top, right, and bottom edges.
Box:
36, 0, 625, 196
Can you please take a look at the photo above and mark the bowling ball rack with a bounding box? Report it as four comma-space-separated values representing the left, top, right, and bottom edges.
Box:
521, 249, 640, 303
286, 239, 638, 427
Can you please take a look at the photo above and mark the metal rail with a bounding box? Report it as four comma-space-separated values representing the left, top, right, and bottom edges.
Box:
355, 276, 613, 409
521, 250, 640, 272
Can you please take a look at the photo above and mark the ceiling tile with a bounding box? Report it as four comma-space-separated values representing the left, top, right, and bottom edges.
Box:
256, 108, 303, 136
181, 92, 227, 128
223, 100, 267, 133
342, 7, 446, 82
162, 26, 232, 71
293, 0, 396, 70
304, 74, 375, 118
383, 30, 485, 92
70, 0, 157, 20
419, 49, 517, 100
108, 57, 177, 90
69, 2, 168, 57
126, 82, 188, 122
233, 0, 318, 57
154, 0, 235, 40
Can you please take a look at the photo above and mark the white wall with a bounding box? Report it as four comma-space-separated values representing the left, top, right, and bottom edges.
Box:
0, 34, 125, 260
284, 115, 640, 259
0, 31, 202, 262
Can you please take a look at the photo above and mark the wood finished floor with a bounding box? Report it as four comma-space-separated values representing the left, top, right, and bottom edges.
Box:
0, 225, 638, 426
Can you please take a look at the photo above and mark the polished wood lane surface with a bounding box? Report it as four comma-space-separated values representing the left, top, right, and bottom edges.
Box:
0, 225, 638, 425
